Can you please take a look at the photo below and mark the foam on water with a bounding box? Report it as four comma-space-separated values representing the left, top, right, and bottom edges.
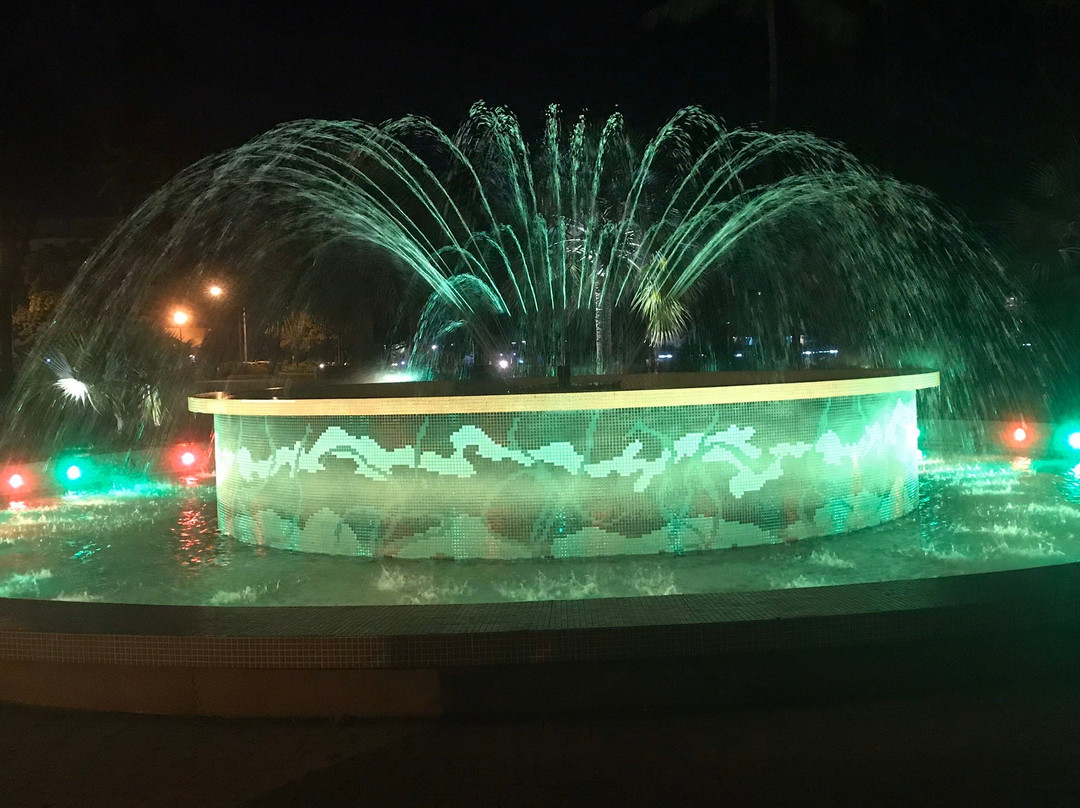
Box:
808, 549, 856, 569
494, 571, 602, 602
0, 569, 54, 598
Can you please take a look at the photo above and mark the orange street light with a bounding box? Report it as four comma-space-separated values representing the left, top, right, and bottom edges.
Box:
172, 309, 190, 326
208, 284, 224, 298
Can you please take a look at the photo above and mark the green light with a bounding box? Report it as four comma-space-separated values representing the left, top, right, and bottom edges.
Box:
55, 456, 96, 489
1069, 432, 1080, 451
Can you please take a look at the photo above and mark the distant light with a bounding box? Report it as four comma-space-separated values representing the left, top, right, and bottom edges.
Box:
180, 451, 196, 467
65, 464, 82, 481
431, 345, 438, 350
657, 353, 673, 360
172, 310, 189, 326
318, 363, 326, 369
7, 474, 24, 490
498, 359, 510, 369
208, 285, 223, 297
1068, 432, 1080, 451
1012, 427, 1028, 444
734, 353, 743, 358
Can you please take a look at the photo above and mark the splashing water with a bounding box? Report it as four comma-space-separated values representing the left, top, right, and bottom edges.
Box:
2, 104, 1042, 456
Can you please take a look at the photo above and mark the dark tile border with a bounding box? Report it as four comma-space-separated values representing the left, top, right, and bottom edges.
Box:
0, 564, 1078, 670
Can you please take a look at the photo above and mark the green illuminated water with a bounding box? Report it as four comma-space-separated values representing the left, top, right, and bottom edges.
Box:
2, 105, 1040, 456
1, 455, 1077, 606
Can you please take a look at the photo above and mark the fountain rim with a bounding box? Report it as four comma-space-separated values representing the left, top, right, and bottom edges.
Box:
188, 368, 939, 417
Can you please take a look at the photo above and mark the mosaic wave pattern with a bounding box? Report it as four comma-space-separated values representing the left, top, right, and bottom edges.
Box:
213, 391, 920, 559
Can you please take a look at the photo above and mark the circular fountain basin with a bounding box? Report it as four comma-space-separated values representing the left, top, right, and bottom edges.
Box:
190, 369, 939, 559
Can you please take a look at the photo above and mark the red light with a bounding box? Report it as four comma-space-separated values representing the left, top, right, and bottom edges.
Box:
8, 473, 25, 490
1004, 423, 1033, 447
180, 451, 196, 467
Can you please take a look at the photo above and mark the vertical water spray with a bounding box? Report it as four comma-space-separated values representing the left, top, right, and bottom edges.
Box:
2, 103, 1041, 456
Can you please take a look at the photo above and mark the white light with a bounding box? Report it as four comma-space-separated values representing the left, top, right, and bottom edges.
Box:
734, 353, 743, 358
55, 377, 91, 405
498, 359, 510, 369
378, 371, 414, 383
318, 363, 326, 369
657, 353, 673, 360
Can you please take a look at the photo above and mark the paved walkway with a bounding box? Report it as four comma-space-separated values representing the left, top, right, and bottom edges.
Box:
4, 678, 1080, 807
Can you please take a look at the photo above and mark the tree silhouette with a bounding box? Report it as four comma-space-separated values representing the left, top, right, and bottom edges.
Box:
642, 0, 881, 128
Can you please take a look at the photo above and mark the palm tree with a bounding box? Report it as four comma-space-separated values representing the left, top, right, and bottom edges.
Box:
1007, 148, 1080, 344
641, 0, 879, 128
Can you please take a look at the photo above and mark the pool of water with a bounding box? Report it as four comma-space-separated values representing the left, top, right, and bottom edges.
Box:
1, 455, 1079, 607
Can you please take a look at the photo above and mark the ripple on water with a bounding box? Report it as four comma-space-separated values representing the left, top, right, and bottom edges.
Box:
1, 456, 1079, 606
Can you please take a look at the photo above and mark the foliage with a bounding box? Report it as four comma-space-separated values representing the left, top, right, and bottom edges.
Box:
13, 290, 60, 345
268, 310, 330, 363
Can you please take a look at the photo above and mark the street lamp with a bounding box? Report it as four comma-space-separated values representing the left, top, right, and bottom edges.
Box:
206, 283, 247, 362
166, 308, 202, 346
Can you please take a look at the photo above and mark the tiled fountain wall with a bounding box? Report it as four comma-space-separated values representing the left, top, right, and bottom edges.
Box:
212, 390, 920, 559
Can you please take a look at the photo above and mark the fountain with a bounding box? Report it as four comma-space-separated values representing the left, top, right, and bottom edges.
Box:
0, 105, 1073, 716
2, 104, 1034, 559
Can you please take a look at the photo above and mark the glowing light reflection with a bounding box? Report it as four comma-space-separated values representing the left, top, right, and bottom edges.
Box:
55, 377, 91, 405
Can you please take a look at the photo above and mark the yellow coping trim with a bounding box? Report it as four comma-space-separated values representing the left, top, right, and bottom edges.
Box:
188, 371, 939, 416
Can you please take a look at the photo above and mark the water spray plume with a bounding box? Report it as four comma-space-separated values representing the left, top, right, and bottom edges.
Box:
1, 104, 1047, 455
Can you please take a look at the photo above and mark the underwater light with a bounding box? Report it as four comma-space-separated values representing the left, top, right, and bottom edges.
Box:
1006, 423, 1031, 446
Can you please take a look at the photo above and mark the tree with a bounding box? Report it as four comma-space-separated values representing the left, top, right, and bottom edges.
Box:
268, 310, 330, 365
641, 0, 881, 128
1006, 147, 1080, 348
13, 290, 61, 348
0, 211, 30, 394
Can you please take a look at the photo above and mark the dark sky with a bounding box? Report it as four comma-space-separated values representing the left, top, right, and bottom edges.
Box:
2, 0, 1078, 224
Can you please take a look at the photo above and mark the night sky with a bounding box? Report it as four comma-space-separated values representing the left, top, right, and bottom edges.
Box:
2, 0, 1079, 227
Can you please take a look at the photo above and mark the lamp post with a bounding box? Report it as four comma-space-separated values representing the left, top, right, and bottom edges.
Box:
206, 283, 247, 363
